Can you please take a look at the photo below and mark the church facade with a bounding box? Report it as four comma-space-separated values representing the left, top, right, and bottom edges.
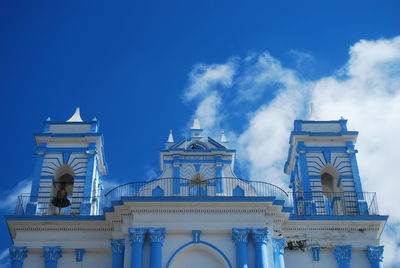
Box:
5, 109, 388, 268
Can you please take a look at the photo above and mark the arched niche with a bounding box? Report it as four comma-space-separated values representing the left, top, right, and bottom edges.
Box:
168, 243, 231, 268
53, 164, 75, 197
319, 164, 343, 215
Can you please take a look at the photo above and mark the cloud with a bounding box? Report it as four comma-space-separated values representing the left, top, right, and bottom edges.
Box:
184, 36, 400, 267
184, 59, 236, 101
0, 179, 31, 213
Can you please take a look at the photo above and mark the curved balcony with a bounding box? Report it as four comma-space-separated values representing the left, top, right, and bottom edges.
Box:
102, 177, 290, 206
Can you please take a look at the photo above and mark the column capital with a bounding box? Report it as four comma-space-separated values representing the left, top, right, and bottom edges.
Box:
366, 246, 384, 263
9, 246, 27, 262
149, 228, 166, 244
272, 238, 286, 254
232, 228, 249, 244
129, 228, 147, 244
43, 246, 62, 262
251, 228, 269, 245
111, 239, 125, 254
334, 245, 352, 261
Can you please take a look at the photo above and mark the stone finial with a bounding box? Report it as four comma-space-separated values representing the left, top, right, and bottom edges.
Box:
232, 228, 249, 244
129, 228, 147, 244
191, 118, 201, 129
67, 107, 83, 122
149, 228, 166, 244
167, 130, 174, 143
111, 239, 125, 254
220, 131, 228, 143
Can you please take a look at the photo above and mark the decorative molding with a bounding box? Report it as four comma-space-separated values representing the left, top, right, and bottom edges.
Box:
252, 228, 269, 244
272, 238, 286, 254
111, 239, 125, 254
9, 246, 27, 262
311, 247, 320, 261
43, 246, 62, 262
366, 246, 384, 263
14, 226, 113, 232
232, 228, 249, 244
128, 228, 147, 244
149, 228, 166, 244
75, 248, 85, 262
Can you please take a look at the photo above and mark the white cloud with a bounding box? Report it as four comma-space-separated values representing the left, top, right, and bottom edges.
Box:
0, 179, 31, 213
184, 59, 236, 101
185, 36, 400, 267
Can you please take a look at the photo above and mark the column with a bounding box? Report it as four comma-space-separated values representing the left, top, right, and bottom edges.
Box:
9, 246, 27, 268
129, 228, 147, 268
149, 228, 166, 268
366, 246, 384, 268
43, 246, 62, 268
272, 238, 286, 268
111, 239, 125, 268
252, 228, 269, 268
334, 245, 352, 268
232, 228, 249, 268
311, 247, 320, 262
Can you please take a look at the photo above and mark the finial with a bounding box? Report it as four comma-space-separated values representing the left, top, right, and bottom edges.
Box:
220, 131, 228, 143
45, 117, 51, 122
167, 129, 174, 143
92, 117, 98, 122
67, 107, 83, 122
191, 118, 201, 129
309, 102, 319, 120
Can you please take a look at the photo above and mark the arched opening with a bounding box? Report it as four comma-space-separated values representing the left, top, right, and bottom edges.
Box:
320, 164, 342, 215
168, 244, 230, 268
51, 164, 75, 214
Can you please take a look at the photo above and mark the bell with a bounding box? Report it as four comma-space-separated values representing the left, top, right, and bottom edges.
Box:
51, 184, 71, 208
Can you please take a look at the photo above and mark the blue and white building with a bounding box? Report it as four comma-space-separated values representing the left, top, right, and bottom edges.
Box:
5, 109, 388, 268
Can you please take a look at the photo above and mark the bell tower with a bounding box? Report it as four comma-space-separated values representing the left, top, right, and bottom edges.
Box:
284, 119, 369, 215
26, 108, 108, 216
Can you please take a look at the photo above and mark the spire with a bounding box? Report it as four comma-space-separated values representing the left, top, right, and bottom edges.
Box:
67, 107, 83, 122
190, 118, 203, 140
220, 131, 228, 143
167, 130, 174, 143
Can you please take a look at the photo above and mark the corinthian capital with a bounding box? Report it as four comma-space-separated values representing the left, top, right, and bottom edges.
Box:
129, 228, 147, 244
149, 228, 166, 244
232, 228, 249, 244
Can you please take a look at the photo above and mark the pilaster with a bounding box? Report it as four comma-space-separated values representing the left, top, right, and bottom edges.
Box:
272, 238, 286, 268
366, 246, 384, 268
334, 245, 352, 268
129, 228, 147, 268
111, 239, 125, 268
43, 246, 62, 268
149, 228, 166, 268
252, 228, 269, 268
9, 246, 27, 268
232, 228, 249, 268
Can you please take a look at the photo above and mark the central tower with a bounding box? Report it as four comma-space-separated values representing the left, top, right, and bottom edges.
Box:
159, 119, 236, 195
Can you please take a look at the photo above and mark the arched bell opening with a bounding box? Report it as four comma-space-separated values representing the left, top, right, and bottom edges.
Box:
51, 164, 75, 213
320, 164, 343, 215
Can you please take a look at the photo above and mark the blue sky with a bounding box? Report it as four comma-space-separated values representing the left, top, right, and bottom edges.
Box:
1, 0, 400, 266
